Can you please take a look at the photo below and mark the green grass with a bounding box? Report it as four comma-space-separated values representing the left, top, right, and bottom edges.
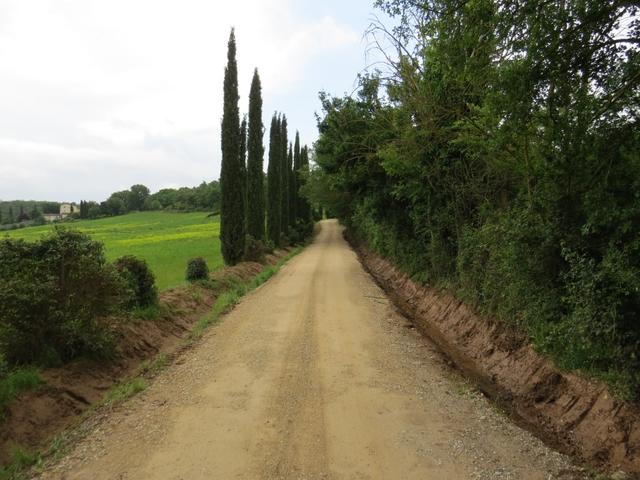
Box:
0, 369, 43, 412
0, 446, 41, 480
2, 211, 223, 291
102, 378, 148, 406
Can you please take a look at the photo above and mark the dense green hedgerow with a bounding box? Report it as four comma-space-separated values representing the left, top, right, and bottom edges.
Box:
312, 0, 640, 400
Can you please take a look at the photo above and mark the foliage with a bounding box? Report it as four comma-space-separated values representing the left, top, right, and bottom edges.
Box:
314, 0, 640, 399
267, 114, 282, 246
290, 132, 300, 228
114, 256, 158, 309
0, 201, 58, 226
247, 69, 266, 241
243, 235, 269, 263
0, 367, 43, 411
239, 115, 248, 223
185, 257, 210, 282
298, 145, 312, 224
220, 28, 246, 265
149, 181, 220, 212
280, 117, 290, 235
0, 229, 123, 365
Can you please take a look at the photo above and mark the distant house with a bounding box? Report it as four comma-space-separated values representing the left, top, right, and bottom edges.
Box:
60, 203, 79, 217
43, 203, 79, 222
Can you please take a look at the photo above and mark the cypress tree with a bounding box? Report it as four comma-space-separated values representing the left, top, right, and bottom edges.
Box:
280, 116, 289, 236
220, 28, 245, 265
292, 131, 301, 225
239, 115, 248, 226
287, 143, 295, 228
7, 207, 13, 224
300, 145, 312, 223
247, 69, 265, 241
267, 114, 282, 246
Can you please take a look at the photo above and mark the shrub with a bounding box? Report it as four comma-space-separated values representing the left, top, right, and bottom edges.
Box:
114, 256, 158, 309
287, 220, 314, 245
186, 257, 209, 282
243, 235, 268, 262
0, 229, 123, 365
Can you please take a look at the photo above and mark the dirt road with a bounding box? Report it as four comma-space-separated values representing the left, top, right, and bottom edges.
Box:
41, 220, 583, 479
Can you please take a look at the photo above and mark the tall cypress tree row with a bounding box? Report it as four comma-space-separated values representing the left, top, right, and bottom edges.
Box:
239, 115, 248, 226
287, 143, 295, 228
279, 116, 289, 236
292, 131, 301, 225
267, 114, 282, 246
300, 145, 312, 223
247, 69, 265, 241
219, 28, 245, 265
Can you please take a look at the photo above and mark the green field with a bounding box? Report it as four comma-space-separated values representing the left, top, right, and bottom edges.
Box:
2, 211, 222, 290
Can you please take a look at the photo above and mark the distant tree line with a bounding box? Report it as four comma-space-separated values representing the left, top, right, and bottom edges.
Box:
1, 182, 222, 228
0, 201, 54, 227
219, 29, 313, 265
311, 0, 640, 399
86, 182, 221, 218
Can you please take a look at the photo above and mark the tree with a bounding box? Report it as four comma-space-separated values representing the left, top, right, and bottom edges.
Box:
101, 196, 125, 216
247, 69, 265, 241
280, 115, 289, 236
127, 184, 150, 211
292, 131, 301, 225
219, 28, 245, 265
287, 143, 294, 228
299, 145, 312, 223
7, 207, 14, 224
267, 114, 282, 246
316, 0, 640, 399
239, 114, 248, 223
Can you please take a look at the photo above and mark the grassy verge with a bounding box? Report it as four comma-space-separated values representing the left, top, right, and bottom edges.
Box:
188, 246, 304, 341
0, 369, 43, 413
102, 378, 149, 406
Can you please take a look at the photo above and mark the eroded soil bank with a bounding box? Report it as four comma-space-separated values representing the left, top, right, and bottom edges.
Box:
349, 236, 640, 476
0, 250, 289, 465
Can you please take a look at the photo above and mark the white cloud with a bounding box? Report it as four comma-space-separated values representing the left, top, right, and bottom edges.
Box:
0, 0, 362, 201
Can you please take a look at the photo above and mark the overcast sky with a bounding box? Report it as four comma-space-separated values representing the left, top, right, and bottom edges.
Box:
0, 0, 390, 202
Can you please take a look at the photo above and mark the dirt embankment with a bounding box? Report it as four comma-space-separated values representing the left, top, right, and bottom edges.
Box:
349, 237, 640, 476
0, 250, 289, 465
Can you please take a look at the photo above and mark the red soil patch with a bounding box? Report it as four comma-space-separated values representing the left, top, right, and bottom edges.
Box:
351, 239, 640, 476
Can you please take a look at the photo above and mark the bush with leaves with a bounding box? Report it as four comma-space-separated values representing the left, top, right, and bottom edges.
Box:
186, 257, 209, 282
0, 229, 123, 365
243, 235, 269, 263
114, 256, 158, 309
